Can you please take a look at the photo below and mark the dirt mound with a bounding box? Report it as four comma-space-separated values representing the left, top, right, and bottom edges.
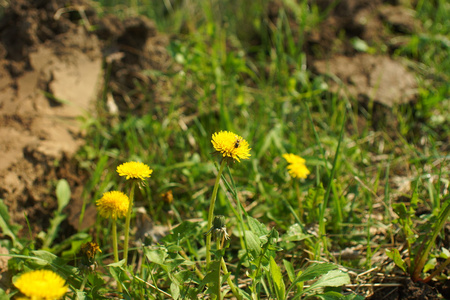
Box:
307, 0, 419, 108
0, 0, 170, 237
313, 54, 417, 107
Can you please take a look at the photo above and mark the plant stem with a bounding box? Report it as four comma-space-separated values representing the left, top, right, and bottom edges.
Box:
295, 181, 303, 222
216, 238, 222, 300
220, 258, 242, 300
79, 276, 88, 294
123, 181, 136, 267
112, 220, 119, 263
206, 159, 227, 266
112, 219, 123, 293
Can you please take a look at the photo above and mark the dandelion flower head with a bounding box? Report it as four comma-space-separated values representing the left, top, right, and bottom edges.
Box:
283, 153, 310, 179
96, 191, 129, 219
117, 161, 153, 181
211, 131, 251, 162
14, 269, 68, 299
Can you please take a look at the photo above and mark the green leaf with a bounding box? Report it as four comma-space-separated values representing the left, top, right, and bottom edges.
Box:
244, 230, 262, 258
31, 250, 66, 266
42, 214, 67, 249
386, 249, 407, 273
248, 216, 269, 237
423, 257, 437, 273
161, 221, 199, 243
296, 263, 338, 283
0, 288, 10, 299
59, 233, 91, 257
75, 291, 86, 300
107, 259, 126, 267
200, 261, 221, 297
109, 264, 130, 292
303, 270, 350, 294
170, 282, 180, 300
56, 179, 71, 213
282, 223, 312, 242
0, 199, 21, 248
144, 247, 168, 265
283, 259, 296, 283
313, 291, 345, 300
270, 256, 285, 299
440, 247, 450, 259
393, 203, 409, 219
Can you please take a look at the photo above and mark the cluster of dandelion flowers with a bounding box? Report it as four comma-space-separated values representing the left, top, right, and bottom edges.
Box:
14, 269, 68, 299
283, 153, 310, 179
96, 191, 129, 219
117, 161, 153, 181
211, 131, 251, 162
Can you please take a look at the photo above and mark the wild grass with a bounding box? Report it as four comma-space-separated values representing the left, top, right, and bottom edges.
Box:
2, 0, 449, 299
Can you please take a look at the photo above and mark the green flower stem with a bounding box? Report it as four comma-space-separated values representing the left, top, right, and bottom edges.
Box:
220, 257, 241, 300
112, 220, 119, 263
206, 159, 227, 266
112, 219, 123, 293
216, 239, 222, 300
79, 276, 88, 294
123, 181, 136, 266
294, 181, 303, 221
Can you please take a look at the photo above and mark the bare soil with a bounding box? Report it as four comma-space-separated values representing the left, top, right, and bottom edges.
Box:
0, 0, 170, 238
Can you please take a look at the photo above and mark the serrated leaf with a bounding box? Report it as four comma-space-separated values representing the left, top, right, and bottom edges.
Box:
393, 203, 408, 219
144, 247, 167, 265
303, 270, 350, 294
287, 263, 339, 297
248, 216, 269, 237
270, 256, 285, 299
296, 263, 338, 283
56, 179, 71, 212
199, 261, 221, 297
386, 249, 407, 273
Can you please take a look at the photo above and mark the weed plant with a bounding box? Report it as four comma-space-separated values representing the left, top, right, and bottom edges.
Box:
1, 0, 449, 299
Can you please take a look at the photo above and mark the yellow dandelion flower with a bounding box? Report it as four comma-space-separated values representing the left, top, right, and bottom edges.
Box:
283, 153, 310, 179
96, 191, 129, 220
14, 269, 68, 299
282, 153, 306, 165
117, 161, 153, 181
211, 131, 251, 162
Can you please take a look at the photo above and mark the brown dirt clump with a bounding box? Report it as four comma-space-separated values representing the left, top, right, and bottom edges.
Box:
312, 54, 417, 107
307, 0, 419, 108
0, 0, 171, 238
0, 0, 102, 237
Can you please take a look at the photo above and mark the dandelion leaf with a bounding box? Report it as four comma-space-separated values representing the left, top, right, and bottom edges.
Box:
270, 256, 285, 299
